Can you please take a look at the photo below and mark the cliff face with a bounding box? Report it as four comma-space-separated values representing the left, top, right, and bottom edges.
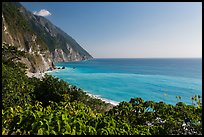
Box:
2, 2, 93, 74
2, 2, 53, 73
18, 3, 93, 62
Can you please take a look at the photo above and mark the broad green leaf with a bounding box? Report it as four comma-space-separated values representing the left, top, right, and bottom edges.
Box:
37, 128, 44, 135
57, 120, 61, 132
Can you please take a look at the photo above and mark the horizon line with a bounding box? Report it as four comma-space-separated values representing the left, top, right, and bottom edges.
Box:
92, 57, 202, 59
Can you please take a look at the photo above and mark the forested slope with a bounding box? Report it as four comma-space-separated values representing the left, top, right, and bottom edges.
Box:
2, 43, 202, 135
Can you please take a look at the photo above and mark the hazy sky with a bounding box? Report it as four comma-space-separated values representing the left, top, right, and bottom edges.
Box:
21, 2, 202, 58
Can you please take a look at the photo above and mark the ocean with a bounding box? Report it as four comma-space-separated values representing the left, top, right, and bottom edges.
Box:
47, 58, 202, 105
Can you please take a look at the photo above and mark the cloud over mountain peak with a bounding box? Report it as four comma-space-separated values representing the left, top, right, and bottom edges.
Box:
33, 9, 51, 17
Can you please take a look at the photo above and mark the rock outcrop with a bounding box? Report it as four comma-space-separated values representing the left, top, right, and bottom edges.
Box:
18, 2, 93, 62
2, 2, 93, 75
2, 3, 53, 73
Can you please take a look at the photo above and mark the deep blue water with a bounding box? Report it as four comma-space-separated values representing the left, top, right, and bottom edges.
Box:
47, 58, 202, 105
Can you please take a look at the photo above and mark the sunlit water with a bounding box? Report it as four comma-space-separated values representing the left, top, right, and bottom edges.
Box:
47, 58, 202, 105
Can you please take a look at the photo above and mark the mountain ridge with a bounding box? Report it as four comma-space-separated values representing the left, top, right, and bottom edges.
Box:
18, 3, 93, 62
2, 2, 93, 74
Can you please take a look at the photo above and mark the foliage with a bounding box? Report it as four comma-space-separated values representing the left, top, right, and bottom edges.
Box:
2, 2, 32, 34
2, 43, 25, 61
2, 43, 202, 135
2, 43, 27, 71
2, 2, 49, 52
2, 43, 32, 109
3, 96, 202, 135
2, 101, 96, 135
30, 74, 70, 106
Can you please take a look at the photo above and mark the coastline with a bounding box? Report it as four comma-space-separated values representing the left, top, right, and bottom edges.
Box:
26, 67, 119, 107
26, 67, 60, 79
26, 71, 45, 79
85, 92, 119, 106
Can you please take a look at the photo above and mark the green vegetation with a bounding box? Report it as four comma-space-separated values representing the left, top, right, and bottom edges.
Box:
2, 2, 48, 52
2, 43, 202, 135
2, 2, 31, 34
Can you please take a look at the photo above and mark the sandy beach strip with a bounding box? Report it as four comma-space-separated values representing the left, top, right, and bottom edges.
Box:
86, 92, 119, 106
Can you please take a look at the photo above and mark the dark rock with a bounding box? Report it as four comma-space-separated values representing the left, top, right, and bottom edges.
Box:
52, 62, 55, 68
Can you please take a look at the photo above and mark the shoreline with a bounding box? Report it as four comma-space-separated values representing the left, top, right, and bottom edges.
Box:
26, 71, 45, 79
85, 92, 119, 106
26, 67, 119, 107
26, 67, 61, 79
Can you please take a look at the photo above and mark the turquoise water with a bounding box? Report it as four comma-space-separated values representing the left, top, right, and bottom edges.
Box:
47, 58, 202, 105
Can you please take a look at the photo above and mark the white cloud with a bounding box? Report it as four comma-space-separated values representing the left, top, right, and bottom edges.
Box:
33, 9, 52, 17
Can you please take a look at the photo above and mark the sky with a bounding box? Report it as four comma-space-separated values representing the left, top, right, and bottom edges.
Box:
21, 2, 202, 58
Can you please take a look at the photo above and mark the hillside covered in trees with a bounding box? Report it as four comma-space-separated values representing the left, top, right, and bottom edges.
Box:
2, 2, 92, 75
2, 43, 202, 135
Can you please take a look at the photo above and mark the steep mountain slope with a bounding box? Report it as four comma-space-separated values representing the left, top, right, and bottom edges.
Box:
2, 2, 54, 73
17, 2, 93, 62
2, 2, 93, 74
